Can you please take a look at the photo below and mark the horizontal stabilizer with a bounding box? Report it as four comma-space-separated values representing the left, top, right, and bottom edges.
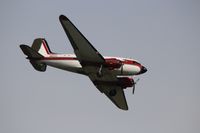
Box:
20, 44, 43, 59
20, 44, 46, 72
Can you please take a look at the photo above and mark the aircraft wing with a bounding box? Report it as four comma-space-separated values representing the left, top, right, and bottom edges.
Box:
86, 67, 128, 110
95, 83, 128, 110
59, 15, 128, 110
100, 85, 128, 110
59, 15, 105, 64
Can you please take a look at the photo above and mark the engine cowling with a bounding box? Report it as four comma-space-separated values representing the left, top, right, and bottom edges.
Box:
117, 77, 134, 88
104, 59, 122, 70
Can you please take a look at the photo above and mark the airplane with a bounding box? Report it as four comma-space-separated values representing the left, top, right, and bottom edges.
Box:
20, 15, 147, 110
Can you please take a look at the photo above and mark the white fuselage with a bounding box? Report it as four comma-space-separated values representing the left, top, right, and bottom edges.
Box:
37, 54, 142, 76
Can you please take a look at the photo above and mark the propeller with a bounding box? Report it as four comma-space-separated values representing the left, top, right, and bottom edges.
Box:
132, 78, 140, 94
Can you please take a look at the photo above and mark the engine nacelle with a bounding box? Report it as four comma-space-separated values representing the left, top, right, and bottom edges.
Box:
117, 77, 134, 88
104, 59, 122, 70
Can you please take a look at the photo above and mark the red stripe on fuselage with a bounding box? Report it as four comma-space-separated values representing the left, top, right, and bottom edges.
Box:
40, 57, 141, 67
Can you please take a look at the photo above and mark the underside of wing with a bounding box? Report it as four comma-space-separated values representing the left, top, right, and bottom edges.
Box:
95, 84, 128, 110
87, 68, 128, 110
59, 15, 105, 64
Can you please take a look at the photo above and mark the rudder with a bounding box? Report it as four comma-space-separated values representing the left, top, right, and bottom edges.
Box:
31, 38, 52, 57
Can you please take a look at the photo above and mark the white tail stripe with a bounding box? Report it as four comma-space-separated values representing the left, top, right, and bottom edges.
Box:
42, 40, 50, 54
37, 40, 51, 57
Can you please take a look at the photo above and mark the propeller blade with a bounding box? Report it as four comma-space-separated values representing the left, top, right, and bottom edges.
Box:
132, 84, 135, 94
132, 78, 139, 95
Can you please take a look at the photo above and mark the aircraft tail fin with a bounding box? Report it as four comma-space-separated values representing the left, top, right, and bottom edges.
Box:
31, 38, 52, 57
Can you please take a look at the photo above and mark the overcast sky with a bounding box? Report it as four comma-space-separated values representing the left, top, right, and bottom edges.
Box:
1, 0, 200, 133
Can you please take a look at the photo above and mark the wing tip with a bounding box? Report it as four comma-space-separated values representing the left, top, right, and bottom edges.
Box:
59, 15, 69, 21
123, 107, 129, 111
118, 104, 129, 111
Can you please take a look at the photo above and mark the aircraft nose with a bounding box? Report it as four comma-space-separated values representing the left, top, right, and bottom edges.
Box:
138, 66, 147, 74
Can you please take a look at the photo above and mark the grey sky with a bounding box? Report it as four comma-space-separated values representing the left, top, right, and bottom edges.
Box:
1, 0, 200, 133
